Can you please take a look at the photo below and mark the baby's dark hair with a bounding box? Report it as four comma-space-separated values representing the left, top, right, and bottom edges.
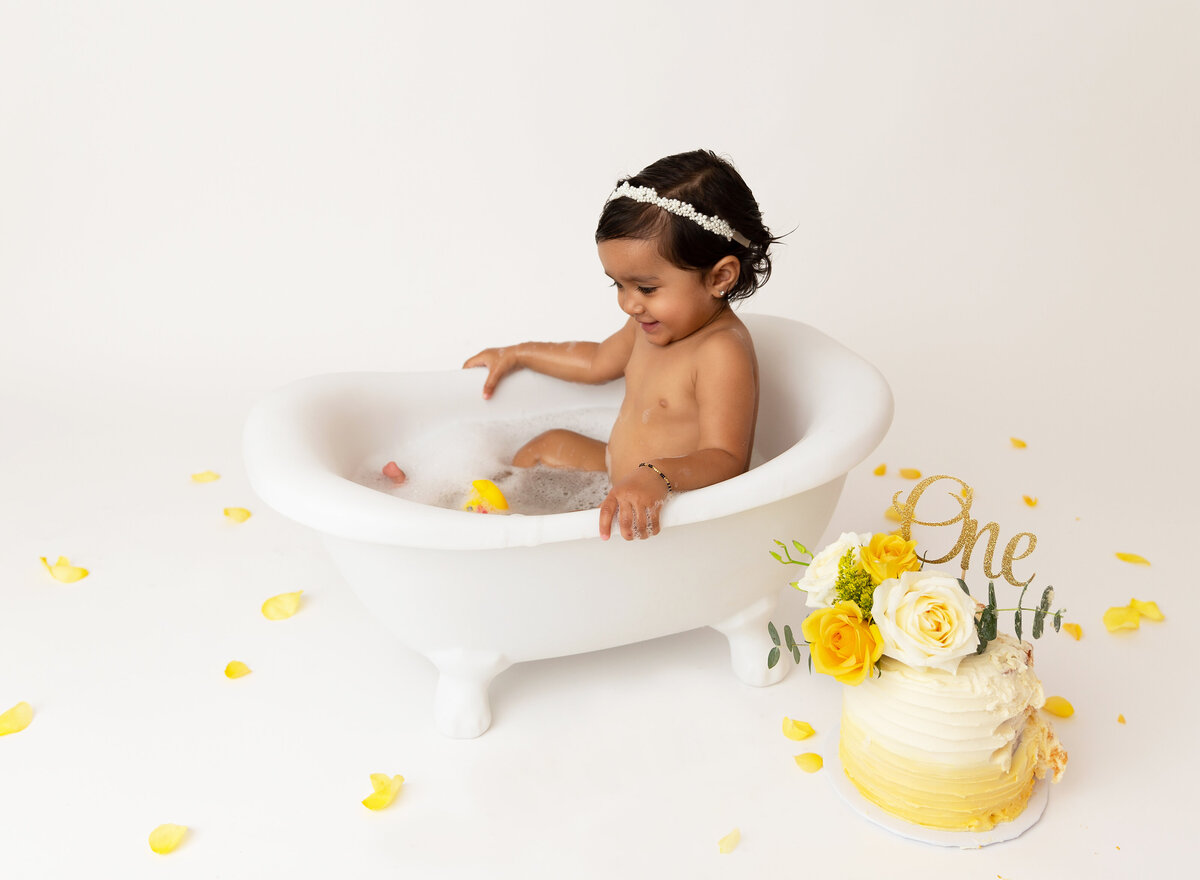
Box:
595, 150, 778, 303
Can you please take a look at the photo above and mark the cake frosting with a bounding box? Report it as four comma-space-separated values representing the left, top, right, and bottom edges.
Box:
838, 633, 1067, 831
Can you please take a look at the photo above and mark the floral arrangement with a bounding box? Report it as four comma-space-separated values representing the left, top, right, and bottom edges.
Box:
767, 532, 1064, 685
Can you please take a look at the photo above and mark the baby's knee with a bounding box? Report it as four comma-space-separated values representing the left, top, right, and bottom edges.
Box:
512, 430, 564, 467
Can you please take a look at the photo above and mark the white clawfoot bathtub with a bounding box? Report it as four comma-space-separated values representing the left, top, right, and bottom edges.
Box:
243, 315, 892, 737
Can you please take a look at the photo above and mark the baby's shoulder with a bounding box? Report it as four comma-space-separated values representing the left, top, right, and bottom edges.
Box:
695, 316, 756, 362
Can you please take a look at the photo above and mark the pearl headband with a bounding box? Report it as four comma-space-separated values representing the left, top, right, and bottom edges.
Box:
608, 182, 751, 248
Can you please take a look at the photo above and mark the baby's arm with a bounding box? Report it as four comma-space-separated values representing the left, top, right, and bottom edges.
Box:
463, 320, 636, 399
599, 331, 757, 540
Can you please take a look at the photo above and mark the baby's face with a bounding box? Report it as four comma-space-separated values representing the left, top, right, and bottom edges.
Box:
598, 237, 725, 346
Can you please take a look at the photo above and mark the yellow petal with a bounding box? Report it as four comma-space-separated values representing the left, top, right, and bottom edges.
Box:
224, 661, 252, 679
148, 824, 188, 854
794, 753, 823, 773
872, 463, 886, 476
1010, 437, 1027, 449
362, 773, 404, 810
1129, 598, 1164, 621
1043, 696, 1074, 718
224, 507, 252, 523
191, 470, 220, 483
1023, 495, 1038, 507
1062, 622, 1083, 640
898, 468, 922, 480
40, 556, 89, 583
718, 828, 741, 854
0, 702, 34, 736
782, 717, 815, 741
1103, 605, 1141, 632
883, 506, 903, 523
261, 591, 303, 621
1115, 552, 1150, 566
1118, 714, 1126, 725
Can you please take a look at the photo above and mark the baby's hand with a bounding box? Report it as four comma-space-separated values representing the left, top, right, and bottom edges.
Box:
462, 347, 520, 399
599, 467, 669, 541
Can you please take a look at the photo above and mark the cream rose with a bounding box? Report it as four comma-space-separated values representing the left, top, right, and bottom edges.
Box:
872, 570, 979, 672
798, 532, 871, 608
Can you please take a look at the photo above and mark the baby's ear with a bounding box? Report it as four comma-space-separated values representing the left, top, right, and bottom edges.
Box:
709, 255, 741, 295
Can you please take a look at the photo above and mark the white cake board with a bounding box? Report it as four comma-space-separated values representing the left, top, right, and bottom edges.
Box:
827, 738, 1049, 849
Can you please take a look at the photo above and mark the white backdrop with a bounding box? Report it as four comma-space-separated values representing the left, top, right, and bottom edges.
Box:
2, 1, 1197, 877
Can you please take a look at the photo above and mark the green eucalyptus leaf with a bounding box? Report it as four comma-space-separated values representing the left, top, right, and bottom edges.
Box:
1033, 608, 1046, 639
792, 645, 803, 665
768, 646, 781, 669
768, 622, 780, 646
784, 625, 796, 652
1039, 586, 1054, 614
957, 578, 970, 595
1053, 610, 1064, 632
1014, 606, 1023, 641
988, 582, 997, 612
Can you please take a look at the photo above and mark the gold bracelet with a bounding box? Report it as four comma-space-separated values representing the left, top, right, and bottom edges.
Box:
638, 462, 673, 493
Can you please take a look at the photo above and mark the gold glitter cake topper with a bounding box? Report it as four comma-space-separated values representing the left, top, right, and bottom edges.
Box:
889, 474, 1037, 587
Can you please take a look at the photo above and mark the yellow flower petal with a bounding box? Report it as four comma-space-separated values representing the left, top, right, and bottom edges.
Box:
261, 591, 303, 621
899, 468, 922, 480
0, 702, 34, 736
1115, 552, 1150, 566
1023, 495, 1038, 507
362, 773, 404, 810
1103, 605, 1141, 632
1117, 714, 1126, 725
191, 470, 220, 483
1043, 696, 1074, 718
224, 507, 252, 523
872, 463, 886, 476
148, 824, 188, 854
1010, 437, 1027, 449
883, 506, 903, 523
224, 661, 252, 679
40, 556, 89, 583
1129, 598, 1164, 621
794, 753, 823, 773
718, 828, 741, 854
1062, 622, 1083, 640
782, 717, 815, 741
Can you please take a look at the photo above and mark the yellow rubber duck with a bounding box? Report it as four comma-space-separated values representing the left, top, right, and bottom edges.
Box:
463, 479, 509, 514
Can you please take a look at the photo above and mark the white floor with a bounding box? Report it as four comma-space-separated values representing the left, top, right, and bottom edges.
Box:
2, 2, 1197, 877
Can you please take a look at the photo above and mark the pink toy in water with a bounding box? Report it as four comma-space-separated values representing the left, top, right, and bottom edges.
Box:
382, 461, 407, 485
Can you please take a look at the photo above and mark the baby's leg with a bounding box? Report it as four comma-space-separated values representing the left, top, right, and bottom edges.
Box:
512, 430, 607, 471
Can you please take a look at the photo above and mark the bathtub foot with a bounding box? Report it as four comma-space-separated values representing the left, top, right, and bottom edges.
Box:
429, 649, 511, 739
711, 595, 789, 688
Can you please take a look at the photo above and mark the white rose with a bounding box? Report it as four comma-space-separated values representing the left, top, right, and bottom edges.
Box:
798, 532, 871, 608
872, 570, 979, 672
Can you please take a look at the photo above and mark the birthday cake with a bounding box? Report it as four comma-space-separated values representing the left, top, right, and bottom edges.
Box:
770, 476, 1068, 837
838, 633, 1066, 831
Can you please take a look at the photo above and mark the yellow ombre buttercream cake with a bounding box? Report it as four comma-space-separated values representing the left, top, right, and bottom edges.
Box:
838, 634, 1067, 831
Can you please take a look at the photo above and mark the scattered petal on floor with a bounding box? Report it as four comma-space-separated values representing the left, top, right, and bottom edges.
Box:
1129, 598, 1164, 621
362, 773, 404, 810
794, 753, 823, 773
1043, 696, 1074, 718
148, 824, 188, 854
224, 508, 252, 523
1010, 437, 1027, 449
782, 717, 815, 741
224, 661, 252, 679
1103, 605, 1141, 632
191, 471, 220, 483
1023, 495, 1038, 507
261, 591, 303, 621
1115, 552, 1149, 566
40, 556, 88, 583
1062, 623, 1083, 640
872, 463, 886, 476
0, 702, 33, 736
718, 828, 741, 854
899, 468, 922, 480
1118, 714, 1126, 725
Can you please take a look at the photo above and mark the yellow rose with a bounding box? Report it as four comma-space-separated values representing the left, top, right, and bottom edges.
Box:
800, 601, 884, 686
860, 533, 920, 584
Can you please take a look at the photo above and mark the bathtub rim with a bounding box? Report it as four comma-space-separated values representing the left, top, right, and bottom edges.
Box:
243, 316, 893, 550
